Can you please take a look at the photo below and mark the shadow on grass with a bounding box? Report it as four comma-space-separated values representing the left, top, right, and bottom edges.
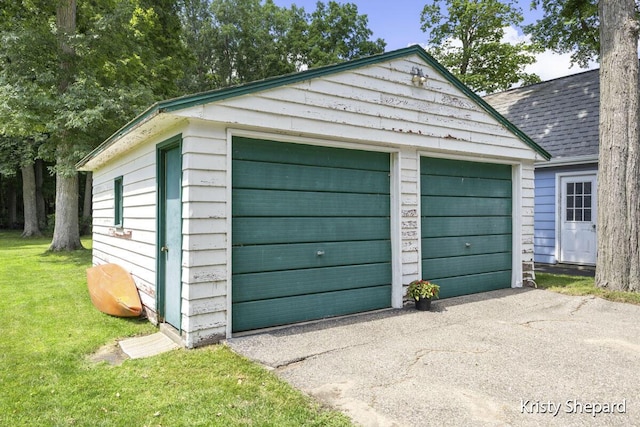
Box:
0, 231, 53, 249
39, 247, 92, 266
0, 230, 92, 265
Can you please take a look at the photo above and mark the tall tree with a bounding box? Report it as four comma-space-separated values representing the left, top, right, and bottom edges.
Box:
0, 137, 41, 236
21, 162, 41, 237
524, 0, 599, 67
304, 1, 386, 68
420, 0, 540, 93
178, 0, 218, 92
178, 0, 385, 92
0, 0, 188, 250
526, 0, 640, 292
597, 0, 640, 292
50, 0, 82, 251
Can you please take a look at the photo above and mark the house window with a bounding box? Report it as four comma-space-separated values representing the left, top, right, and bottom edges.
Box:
566, 181, 592, 222
114, 176, 123, 227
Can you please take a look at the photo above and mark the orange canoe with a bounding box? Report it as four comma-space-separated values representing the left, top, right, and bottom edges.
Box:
86, 264, 143, 317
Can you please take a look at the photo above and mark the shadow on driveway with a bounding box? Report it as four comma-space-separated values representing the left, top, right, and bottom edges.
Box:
228, 288, 639, 426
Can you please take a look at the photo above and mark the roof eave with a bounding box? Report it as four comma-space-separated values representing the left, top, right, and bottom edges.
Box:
76, 105, 164, 171
535, 154, 598, 168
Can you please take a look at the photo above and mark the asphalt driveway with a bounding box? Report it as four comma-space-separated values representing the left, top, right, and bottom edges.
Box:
227, 288, 640, 426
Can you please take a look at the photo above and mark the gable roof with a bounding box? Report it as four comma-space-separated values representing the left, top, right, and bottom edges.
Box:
484, 69, 599, 160
77, 45, 549, 169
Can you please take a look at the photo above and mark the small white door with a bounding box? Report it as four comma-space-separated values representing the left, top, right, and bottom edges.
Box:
559, 174, 597, 264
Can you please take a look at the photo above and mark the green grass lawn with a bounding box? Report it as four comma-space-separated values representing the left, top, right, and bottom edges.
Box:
0, 231, 352, 427
536, 272, 640, 305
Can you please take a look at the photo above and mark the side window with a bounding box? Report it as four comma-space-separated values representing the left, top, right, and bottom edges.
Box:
114, 176, 123, 227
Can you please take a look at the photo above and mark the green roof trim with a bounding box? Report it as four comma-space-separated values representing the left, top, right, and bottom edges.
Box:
76, 45, 550, 169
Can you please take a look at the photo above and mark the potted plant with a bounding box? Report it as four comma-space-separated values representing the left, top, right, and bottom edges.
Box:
406, 279, 440, 311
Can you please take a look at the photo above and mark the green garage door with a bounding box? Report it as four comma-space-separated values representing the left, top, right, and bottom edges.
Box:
421, 157, 512, 299
232, 137, 392, 332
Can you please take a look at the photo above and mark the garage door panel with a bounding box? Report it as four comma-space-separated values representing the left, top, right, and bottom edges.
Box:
233, 217, 390, 245
232, 285, 392, 332
421, 175, 512, 198
233, 137, 391, 332
234, 160, 390, 194
421, 157, 512, 297
233, 189, 390, 217
233, 263, 392, 302
421, 157, 512, 180
429, 271, 512, 299
423, 253, 511, 279
422, 235, 512, 258
233, 137, 390, 171
422, 216, 512, 238
233, 240, 391, 274
422, 196, 511, 217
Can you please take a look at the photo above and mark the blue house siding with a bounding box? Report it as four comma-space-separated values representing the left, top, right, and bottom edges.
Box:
534, 163, 598, 264
534, 169, 556, 264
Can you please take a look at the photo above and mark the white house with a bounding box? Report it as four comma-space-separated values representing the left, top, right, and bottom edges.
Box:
77, 46, 550, 348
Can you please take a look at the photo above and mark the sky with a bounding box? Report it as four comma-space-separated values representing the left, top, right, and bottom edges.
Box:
271, 0, 598, 82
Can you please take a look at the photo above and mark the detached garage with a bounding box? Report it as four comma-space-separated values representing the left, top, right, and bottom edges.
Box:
77, 46, 549, 347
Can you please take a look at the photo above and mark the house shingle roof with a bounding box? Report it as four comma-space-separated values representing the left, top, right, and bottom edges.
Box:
484, 69, 599, 159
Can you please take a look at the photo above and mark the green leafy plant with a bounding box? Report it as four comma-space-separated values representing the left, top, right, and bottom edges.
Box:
406, 279, 440, 301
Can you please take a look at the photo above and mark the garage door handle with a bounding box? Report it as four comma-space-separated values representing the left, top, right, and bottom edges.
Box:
465, 243, 471, 248
316, 250, 325, 256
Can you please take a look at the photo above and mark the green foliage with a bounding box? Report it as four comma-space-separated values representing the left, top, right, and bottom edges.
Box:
0, 231, 353, 426
406, 279, 440, 301
178, 0, 385, 92
0, 137, 37, 175
420, 0, 540, 93
0, 0, 188, 175
305, 1, 386, 68
524, 0, 599, 68
207, 0, 300, 87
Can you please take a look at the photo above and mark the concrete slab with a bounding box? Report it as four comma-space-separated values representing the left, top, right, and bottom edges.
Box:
119, 332, 180, 359
228, 288, 640, 427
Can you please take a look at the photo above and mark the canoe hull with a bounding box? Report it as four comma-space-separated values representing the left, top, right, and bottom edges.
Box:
86, 264, 143, 317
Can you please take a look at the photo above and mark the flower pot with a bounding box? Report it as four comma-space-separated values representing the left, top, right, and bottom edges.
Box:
415, 297, 432, 311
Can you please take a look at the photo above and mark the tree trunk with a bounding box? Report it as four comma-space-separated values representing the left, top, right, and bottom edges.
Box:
7, 179, 17, 228
49, 0, 82, 251
49, 165, 82, 251
35, 159, 47, 229
597, 0, 640, 291
56, 0, 76, 93
21, 163, 41, 237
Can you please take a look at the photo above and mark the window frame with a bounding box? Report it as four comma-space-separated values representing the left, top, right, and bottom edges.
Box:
114, 176, 124, 227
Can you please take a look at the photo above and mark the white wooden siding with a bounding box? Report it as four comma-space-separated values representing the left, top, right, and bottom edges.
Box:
176, 56, 538, 162
90, 54, 541, 347
180, 122, 228, 346
400, 148, 420, 285
91, 125, 186, 323
522, 163, 536, 285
